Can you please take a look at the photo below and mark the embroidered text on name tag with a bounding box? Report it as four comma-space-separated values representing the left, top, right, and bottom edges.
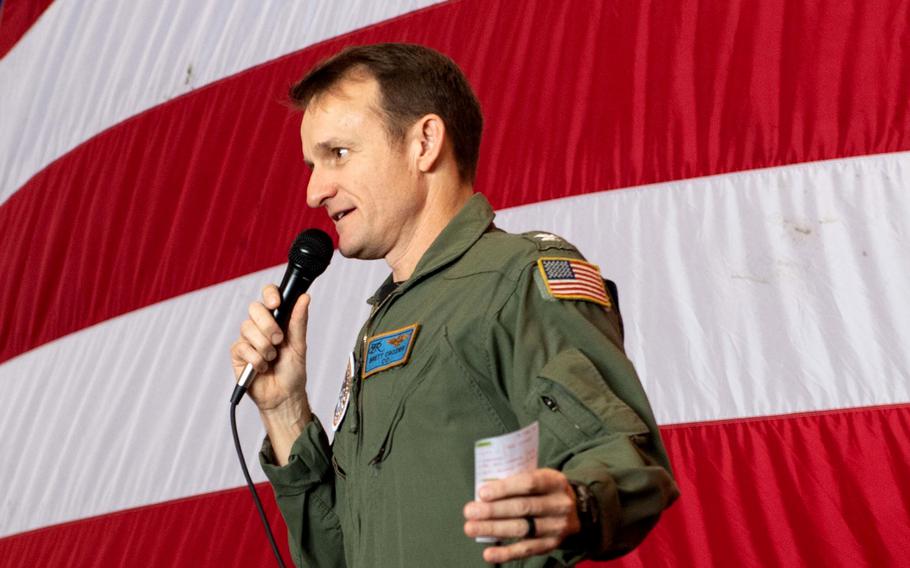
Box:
362, 324, 420, 379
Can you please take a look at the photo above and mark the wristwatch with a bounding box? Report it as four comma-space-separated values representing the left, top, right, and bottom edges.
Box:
568, 480, 600, 548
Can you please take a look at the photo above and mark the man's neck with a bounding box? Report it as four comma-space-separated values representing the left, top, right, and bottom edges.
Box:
386, 183, 474, 282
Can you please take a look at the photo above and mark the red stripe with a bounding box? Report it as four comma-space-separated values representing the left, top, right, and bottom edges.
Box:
0, 483, 292, 568
2, 405, 907, 566
549, 281, 608, 297
0, 0, 54, 58
549, 282, 603, 292
552, 292, 610, 305
565, 268, 601, 284
565, 274, 604, 288
549, 284, 609, 301
2, 0, 909, 363
623, 404, 910, 567
549, 274, 601, 284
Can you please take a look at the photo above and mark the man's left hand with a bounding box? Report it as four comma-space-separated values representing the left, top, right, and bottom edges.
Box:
463, 468, 581, 564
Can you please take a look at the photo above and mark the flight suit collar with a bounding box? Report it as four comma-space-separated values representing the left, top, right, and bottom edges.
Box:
366, 193, 495, 306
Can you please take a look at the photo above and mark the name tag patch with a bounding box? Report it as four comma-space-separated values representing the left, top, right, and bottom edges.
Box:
538, 257, 612, 308
362, 324, 420, 379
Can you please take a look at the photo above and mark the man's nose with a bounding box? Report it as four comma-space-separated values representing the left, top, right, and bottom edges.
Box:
306, 168, 336, 208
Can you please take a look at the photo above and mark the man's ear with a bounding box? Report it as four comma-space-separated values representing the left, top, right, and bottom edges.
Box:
413, 114, 446, 174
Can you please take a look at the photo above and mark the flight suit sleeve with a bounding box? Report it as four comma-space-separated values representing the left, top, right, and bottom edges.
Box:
259, 416, 346, 568
490, 256, 680, 563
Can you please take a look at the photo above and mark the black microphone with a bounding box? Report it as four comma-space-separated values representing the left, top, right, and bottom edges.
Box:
230, 228, 334, 405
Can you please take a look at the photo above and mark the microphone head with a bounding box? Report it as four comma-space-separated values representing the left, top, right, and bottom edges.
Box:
288, 229, 333, 277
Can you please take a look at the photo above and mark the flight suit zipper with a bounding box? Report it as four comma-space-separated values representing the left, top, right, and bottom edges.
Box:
349, 287, 399, 435
351, 287, 400, 561
540, 393, 585, 434
541, 395, 560, 412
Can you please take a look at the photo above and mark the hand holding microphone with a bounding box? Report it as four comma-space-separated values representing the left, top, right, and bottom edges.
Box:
229, 229, 333, 407
228, 229, 332, 567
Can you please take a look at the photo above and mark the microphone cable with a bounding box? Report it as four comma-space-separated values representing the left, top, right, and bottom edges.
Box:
228, 228, 332, 567
230, 400, 287, 568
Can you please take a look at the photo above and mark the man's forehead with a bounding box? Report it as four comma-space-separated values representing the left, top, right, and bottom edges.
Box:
300, 77, 385, 145
305, 74, 381, 116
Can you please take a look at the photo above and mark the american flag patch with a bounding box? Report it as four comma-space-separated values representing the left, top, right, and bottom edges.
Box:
537, 257, 612, 308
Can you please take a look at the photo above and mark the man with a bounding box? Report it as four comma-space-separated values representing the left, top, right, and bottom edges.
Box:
231, 43, 678, 567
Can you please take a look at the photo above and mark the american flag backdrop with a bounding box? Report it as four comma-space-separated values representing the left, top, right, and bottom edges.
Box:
2, 1, 909, 566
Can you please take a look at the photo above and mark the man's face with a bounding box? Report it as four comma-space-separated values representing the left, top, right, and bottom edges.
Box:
301, 77, 425, 261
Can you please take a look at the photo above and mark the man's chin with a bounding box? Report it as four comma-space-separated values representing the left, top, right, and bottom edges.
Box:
337, 240, 383, 261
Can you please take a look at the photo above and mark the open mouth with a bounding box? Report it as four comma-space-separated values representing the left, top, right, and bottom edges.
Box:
332, 209, 353, 222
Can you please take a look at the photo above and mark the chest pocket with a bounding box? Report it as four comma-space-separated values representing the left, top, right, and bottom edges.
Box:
524, 348, 648, 463
360, 343, 439, 467
364, 325, 518, 469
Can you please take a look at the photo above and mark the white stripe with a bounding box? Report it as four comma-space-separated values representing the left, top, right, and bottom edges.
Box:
0, 254, 388, 537
497, 152, 910, 425
0, 0, 443, 202
2, 153, 909, 535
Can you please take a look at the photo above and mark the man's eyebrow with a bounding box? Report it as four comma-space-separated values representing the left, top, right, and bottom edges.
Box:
303, 138, 353, 170
314, 138, 351, 153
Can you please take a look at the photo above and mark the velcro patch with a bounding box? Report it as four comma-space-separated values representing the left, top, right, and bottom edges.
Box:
531, 232, 563, 242
332, 353, 355, 432
362, 324, 420, 379
537, 257, 612, 308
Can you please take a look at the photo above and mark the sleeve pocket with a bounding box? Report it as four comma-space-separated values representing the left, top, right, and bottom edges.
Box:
526, 348, 648, 449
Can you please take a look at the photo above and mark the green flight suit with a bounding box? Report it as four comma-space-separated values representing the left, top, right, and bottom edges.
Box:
261, 194, 679, 567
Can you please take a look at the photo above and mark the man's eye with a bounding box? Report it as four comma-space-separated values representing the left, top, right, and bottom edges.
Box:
332, 148, 349, 159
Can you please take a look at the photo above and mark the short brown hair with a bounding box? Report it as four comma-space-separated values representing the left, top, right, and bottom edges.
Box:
290, 43, 483, 183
